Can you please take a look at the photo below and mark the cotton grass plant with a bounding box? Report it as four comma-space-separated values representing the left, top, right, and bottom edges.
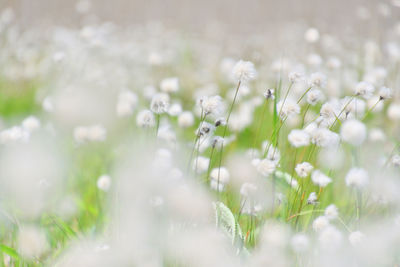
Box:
1, 3, 400, 267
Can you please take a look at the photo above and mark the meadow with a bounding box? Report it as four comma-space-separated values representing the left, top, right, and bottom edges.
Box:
0, 2, 400, 266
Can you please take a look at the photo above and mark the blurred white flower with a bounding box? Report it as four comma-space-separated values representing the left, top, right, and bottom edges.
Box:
311, 170, 332, 187
345, 168, 369, 189
160, 77, 179, 93
232, 60, 257, 82
97, 175, 111, 192
295, 162, 314, 178
340, 119, 366, 146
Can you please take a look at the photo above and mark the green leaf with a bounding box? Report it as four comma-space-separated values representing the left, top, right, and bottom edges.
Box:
0, 244, 21, 260
213, 201, 243, 244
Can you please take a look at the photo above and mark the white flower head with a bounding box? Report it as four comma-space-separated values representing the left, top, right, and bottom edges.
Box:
295, 162, 314, 178
277, 98, 300, 119
22, 116, 41, 133
291, 233, 310, 253
97, 174, 111, 192
136, 109, 156, 128
308, 72, 327, 88
263, 88, 275, 100
311, 170, 332, 187
340, 119, 367, 146
232, 60, 257, 82
199, 95, 225, 118
324, 204, 339, 220
288, 129, 310, 148
193, 156, 210, 174
178, 111, 194, 128
311, 128, 340, 147
306, 89, 324, 105
150, 93, 170, 114
288, 71, 305, 83
349, 231, 365, 246
160, 77, 179, 93
354, 81, 375, 99
304, 27, 320, 43
256, 159, 277, 177
313, 215, 330, 232
210, 167, 230, 191
379, 86, 392, 100
387, 103, 400, 120
345, 168, 369, 189
307, 192, 318, 205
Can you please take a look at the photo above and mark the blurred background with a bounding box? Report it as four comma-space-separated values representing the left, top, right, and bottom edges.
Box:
2, 0, 399, 36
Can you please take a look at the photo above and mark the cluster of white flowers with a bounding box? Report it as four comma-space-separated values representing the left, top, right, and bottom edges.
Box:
73, 125, 107, 143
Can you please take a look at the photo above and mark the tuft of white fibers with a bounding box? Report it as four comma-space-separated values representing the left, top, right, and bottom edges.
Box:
291, 233, 310, 253
304, 27, 320, 43
192, 156, 209, 174
277, 98, 300, 118
341, 97, 366, 118
354, 81, 375, 99
232, 60, 257, 82
349, 231, 365, 246
97, 175, 111, 192
311, 128, 340, 148
42, 96, 54, 112
387, 103, 400, 120
378, 86, 392, 100
259, 221, 290, 249
256, 159, 277, 177
288, 129, 310, 147
116, 89, 138, 117
199, 95, 225, 118
306, 89, 324, 105
17, 225, 49, 259
150, 93, 170, 114
22, 116, 41, 133
0, 126, 30, 144
136, 109, 155, 128
288, 71, 305, 83
210, 167, 230, 191
160, 77, 179, 93
295, 162, 314, 178
308, 72, 327, 88
0, 138, 65, 218
340, 119, 367, 146
345, 168, 369, 189
307, 192, 318, 205
318, 225, 343, 248
178, 111, 194, 128
167, 103, 183, 116
324, 204, 339, 220
240, 182, 257, 197
369, 128, 386, 142
311, 170, 332, 187
313, 216, 330, 232
73, 125, 107, 143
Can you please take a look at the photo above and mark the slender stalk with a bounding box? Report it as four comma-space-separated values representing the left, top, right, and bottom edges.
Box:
362, 98, 381, 121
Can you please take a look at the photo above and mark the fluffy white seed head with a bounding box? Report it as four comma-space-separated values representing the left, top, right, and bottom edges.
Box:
340, 119, 367, 146
308, 72, 327, 88
345, 168, 369, 189
324, 204, 339, 220
277, 98, 300, 119
160, 77, 179, 93
313, 216, 330, 232
311, 170, 332, 187
291, 233, 310, 253
150, 93, 170, 114
232, 60, 257, 82
354, 81, 375, 99
295, 162, 314, 178
256, 159, 277, 177
288, 129, 310, 148
193, 156, 210, 174
22, 116, 41, 133
97, 175, 111, 192
136, 110, 156, 128
379, 86, 392, 100
387, 103, 400, 120
304, 27, 320, 43
306, 89, 324, 105
178, 111, 194, 128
